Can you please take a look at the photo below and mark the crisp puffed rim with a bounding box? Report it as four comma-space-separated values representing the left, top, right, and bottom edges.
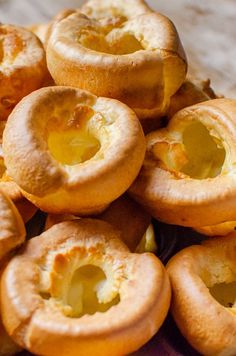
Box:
130, 98, 236, 227
46, 10, 187, 120
167, 233, 236, 355
45, 194, 151, 252
81, 0, 153, 18
0, 189, 25, 262
1, 219, 170, 356
195, 221, 236, 236
3, 86, 145, 214
0, 24, 48, 120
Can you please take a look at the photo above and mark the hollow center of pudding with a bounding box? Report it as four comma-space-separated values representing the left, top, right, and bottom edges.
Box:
209, 281, 236, 308
180, 121, 226, 179
47, 106, 101, 165
157, 121, 226, 179
67, 265, 120, 317
78, 24, 143, 55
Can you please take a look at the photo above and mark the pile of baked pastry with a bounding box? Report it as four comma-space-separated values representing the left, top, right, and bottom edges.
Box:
1, 0, 236, 355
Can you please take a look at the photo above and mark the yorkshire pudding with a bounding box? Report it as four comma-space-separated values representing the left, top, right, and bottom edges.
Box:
0, 189, 25, 262
195, 221, 236, 237
0, 24, 49, 120
1, 219, 170, 356
98, 194, 152, 251
130, 99, 236, 227
81, 0, 152, 20
168, 78, 216, 119
45, 194, 153, 252
46, 9, 187, 120
28, 23, 50, 46
0, 189, 25, 355
0, 122, 36, 222
3, 86, 145, 215
167, 232, 236, 355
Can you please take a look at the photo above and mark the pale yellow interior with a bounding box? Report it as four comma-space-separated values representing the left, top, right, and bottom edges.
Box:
201, 260, 236, 309
209, 281, 236, 308
180, 121, 226, 179
42, 263, 120, 318
47, 106, 101, 165
157, 121, 226, 179
67, 265, 120, 317
48, 130, 100, 165
136, 224, 157, 253
78, 20, 144, 55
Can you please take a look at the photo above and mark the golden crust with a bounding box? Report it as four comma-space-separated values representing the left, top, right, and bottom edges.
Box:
45, 194, 151, 252
81, 0, 153, 19
46, 10, 187, 120
3, 86, 145, 215
0, 179, 37, 223
0, 320, 20, 356
0, 189, 26, 262
98, 194, 151, 251
168, 78, 214, 119
1, 219, 170, 356
28, 23, 50, 46
167, 233, 236, 355
195, 221, 236, 237
0, 24, 49, 120
0, 122, 36, 222
130, 98, 236, 227
0, 263, 21, 356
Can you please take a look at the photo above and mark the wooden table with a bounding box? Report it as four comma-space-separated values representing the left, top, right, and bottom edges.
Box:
0, 0, 235, 98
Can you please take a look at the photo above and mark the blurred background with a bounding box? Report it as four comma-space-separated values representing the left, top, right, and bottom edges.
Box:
0, 0, 235, 98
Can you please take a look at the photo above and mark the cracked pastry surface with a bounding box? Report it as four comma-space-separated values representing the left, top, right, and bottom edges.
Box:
46, 8, 187, 120
0, 24, 49, 120
1, 219, 170, 356
167, 233, 236, 355
130, 98, 236, 227
3, 86, 145, 215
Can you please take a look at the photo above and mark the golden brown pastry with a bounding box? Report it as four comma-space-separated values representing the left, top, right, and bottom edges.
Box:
1, 219, 170, 356
168, 78, 216, 118
80, 0, 153, 19
0, 320, 20, 356
98, 194, 151, 251
28, 23, 50, 45
195, 221, 236, 237
45, 194, 152, 252
46, 9, 187, 121
130, 99, 236, 227
0, 24, 49, 120
3, 86, 145, 215
0, 122, 36, 222
167, 233, 236, 355
0, 189, 25, 262
0, 191, 26, 355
